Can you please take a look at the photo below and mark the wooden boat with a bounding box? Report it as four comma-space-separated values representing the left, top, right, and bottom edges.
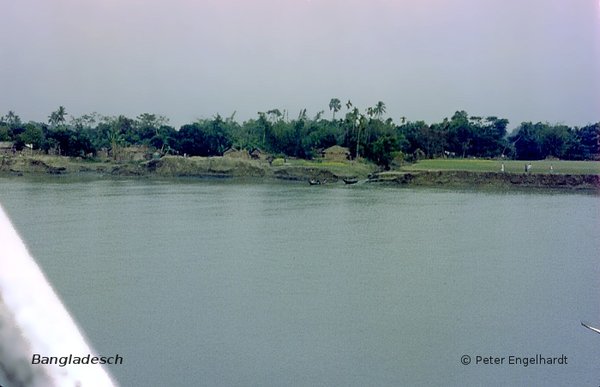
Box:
343, 177, 358, 185
308, 179, 321, 185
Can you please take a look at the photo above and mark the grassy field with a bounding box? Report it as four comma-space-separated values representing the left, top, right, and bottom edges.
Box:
285, 158, 375, 177
403, 159, 600, 175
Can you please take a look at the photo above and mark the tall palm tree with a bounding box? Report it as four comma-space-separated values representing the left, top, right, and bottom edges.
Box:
3, 111, 22, 130
48, 106, 67, 127
374, 101, 386, 119
362, 107, 375, 147
297, 108, 307, 121
328, 98, 341, 120
349, 107, 366, 160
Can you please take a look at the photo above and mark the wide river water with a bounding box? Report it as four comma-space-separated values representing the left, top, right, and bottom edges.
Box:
1, 177, 599, 386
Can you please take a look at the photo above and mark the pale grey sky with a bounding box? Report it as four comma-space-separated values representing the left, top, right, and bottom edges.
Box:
1, 0, 599, 129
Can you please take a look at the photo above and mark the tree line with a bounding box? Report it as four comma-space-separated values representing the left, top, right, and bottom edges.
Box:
0, 101, 598, 168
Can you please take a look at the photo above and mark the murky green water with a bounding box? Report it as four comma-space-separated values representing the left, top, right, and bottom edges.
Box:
1, 177, 599, 386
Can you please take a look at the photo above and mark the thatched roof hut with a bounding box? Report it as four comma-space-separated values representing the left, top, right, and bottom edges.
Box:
0, 142, 14, 154
322, 145, 350, 161
223, 148, 250, 159
249, 148, 265, 160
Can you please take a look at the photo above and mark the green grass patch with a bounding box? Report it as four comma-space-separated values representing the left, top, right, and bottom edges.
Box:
271, 158, 285, 166
283, 158, 375, 177
286, 159, 348, 168
403, 159, 600, 175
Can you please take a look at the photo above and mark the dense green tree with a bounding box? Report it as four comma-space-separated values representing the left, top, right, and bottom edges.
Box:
397, 119, 447, 158
149, 125, 178, 154
135, 113, 169, 143
481, 116, 509, 157
366, 134, 398, 169
44, 127, 94, 157
510, 122, 543, 160
423, 122, 448, 158
462, 116, 509, 157
397, 120, 427, 156
574, 123, 600, 160
447, 111, 472, 157
114, 115, 138, 144
206, 115, 232, 155
230, 118, 262, 150
2, 105, 597, 162
177, 123, 208, 156
174, 116, 231, 156
0, 126, 10, 141
540, 125, 570, 159
19, 123, 45, 149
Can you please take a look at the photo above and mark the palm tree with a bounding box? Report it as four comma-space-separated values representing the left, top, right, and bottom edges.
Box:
348, 107, 366, 160
328, 98, 341, 120
48, 106, 67, 127
374, 101, 386, 119
4, 110, 21, 128
297, 108, 307, 121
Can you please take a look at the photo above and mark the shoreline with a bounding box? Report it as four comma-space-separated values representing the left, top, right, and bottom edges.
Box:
1, 155, 598, 192
368, 170, 600, 191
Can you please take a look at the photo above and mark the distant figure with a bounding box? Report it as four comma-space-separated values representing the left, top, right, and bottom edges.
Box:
550, 164, 554, 174
501, 163, 505, 173
526, 164, 532, 173
524, 164, 528, 173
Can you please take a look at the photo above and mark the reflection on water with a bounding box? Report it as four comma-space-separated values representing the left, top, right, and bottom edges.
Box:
1, 178, 599, 386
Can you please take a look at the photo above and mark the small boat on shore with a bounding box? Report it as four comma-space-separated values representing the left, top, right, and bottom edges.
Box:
309, 179, 321, 185
343, 177, 358, 185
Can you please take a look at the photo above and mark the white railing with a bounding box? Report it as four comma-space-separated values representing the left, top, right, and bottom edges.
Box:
0, 205, 117, 387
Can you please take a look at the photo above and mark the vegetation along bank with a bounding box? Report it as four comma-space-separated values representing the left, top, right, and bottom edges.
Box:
0, 102, 598, 190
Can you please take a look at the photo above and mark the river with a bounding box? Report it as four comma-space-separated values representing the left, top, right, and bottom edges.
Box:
1, 177, 598, 386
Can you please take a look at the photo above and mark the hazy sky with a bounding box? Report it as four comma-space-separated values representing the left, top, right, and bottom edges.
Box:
1, 0, 599, 129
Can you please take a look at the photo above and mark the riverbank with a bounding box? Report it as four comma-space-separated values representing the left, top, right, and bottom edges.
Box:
1, 154, 598, 191
0, 154, 374, 182
369, 170, 600, 190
